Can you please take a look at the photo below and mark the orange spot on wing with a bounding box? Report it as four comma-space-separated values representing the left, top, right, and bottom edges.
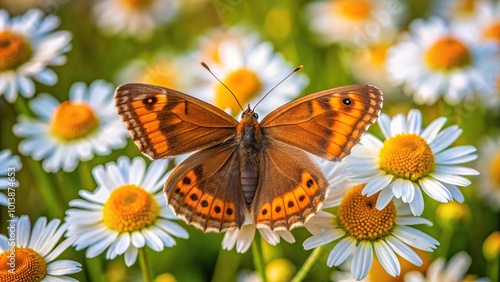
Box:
271, 197, 286, 220
283, 192, 300, 214
301, 172, 319, 197
257, 203, 272, 222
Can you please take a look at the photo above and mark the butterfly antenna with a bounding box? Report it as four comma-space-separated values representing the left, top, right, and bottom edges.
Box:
200, 62, 244, 112
253, 65, 303, 111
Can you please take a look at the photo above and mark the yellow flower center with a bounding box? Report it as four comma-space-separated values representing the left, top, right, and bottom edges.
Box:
484, 22, 500, 45
120, 0, 155, 10
0, 30, 33, 72
424, 36, 472, 71
379, 133, 435, 181
368, 44, 389, 67
436, 202, 470, 223
0, 247, 47, 282
490, 150, 500, 187
335, 0, 372, 21
103, 184, 160, 232
483, 231, 500, 261
51, 101, 100, 142
337, 184, 397, 240
140, 62, 178, 88
215, 68, 263, 114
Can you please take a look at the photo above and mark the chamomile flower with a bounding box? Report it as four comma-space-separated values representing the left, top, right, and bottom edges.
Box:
0, 215, 81, 281
303, 183, 438, 281
0, 9, 71, 103
404, 251, 486, 282
116, 52, 196, 90
387, 17, 498, 105
0, 149, 21, 206
476, 137, 500, 211
13, 80, 128, 173
305, 0, 406, 46
347, 109, 479, 216
458, 0, 500, 46
65, 157, 189, 266
92, 0, 179, 40
190, 31, 308, 117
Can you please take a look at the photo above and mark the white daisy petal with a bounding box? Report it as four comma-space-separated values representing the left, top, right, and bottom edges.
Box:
46, 260, 82, 276
386, 235, 423, 266
419, 178, 452, 202
124, 245, 138, 267
374, 240, 400, 277
362, 174, 394, 196
351, 241, 373, 281
327, 237, 356, 267
303, 229, 344, 250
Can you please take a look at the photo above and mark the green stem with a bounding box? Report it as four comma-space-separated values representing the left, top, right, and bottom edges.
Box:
487, 257, 499, 282
438, 225, 453, 258
252, 233, 267, 282
290, 246, 323, 282
27, 158, 64, 218
78, 161, 95, 191
139, 247, 153, 282
86, 256, 104, 282
211, 249, 241, 282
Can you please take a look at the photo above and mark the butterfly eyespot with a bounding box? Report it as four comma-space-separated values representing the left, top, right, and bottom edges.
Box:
174, 188, 181, 194
275, 206, 281, 213
299, 195, 306, 202
226, 208, 233, 215
342, 98, 352, 105
142, 96, 158, 106
182, 177, 191, 185
253, 112, 259, 119
214, 206, 221, 213
262, 209, 268, 215
288, 201, 294, 208
306, 179, 314, 188
201, 200, 209, 207
189, 194, 198, 201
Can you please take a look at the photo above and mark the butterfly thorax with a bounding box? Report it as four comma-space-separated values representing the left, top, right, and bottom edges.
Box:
237, 108, 263, 206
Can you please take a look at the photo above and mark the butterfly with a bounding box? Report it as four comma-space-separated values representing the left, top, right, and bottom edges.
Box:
115, 82, 383, 233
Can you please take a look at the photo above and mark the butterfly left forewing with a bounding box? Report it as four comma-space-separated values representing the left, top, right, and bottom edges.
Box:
261, 84, 383, 161
164, 143, 247, 233
115, 83, 238, 159
251, 141, 328, 231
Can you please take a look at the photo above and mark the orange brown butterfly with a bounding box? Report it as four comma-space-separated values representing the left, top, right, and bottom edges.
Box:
114, 65, 383, 233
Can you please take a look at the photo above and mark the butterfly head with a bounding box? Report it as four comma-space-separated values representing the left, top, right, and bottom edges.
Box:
237, 105, 262, 148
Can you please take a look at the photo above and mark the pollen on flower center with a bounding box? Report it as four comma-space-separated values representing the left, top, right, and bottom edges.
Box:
424, 36, 472, 71
121, 0, 155, 10
337, 184, 397, 240
490, 150, 500, 187
215, 68, 263, 114
483, 22, 500, 44
51, 101, 99, 141
0, 30, 33, 72
379, 133, 435, 181
103, 184, 160, 232
0, 247, 47, 282
335, 0, 371, 21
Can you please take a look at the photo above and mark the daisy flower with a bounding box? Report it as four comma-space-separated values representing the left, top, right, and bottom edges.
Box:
404, 251, 487, 282
346, 109, 479, 216
387, 17, 499, 105
303, 183, 439, 281
305, 0, 406, 46
0, 9, 72, 103
190, 29, 308, 117
457, 0, 500, 46
116, 52, 196, 91
0, 149, 21, 206
0, 215, 81, 281
476, 137, 500, 211
92, 0, 179, 40
65, 156, 189, 266
13, 80, 129, 173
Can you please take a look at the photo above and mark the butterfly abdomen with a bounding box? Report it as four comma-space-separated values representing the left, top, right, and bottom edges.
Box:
238, 110, 264, 206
